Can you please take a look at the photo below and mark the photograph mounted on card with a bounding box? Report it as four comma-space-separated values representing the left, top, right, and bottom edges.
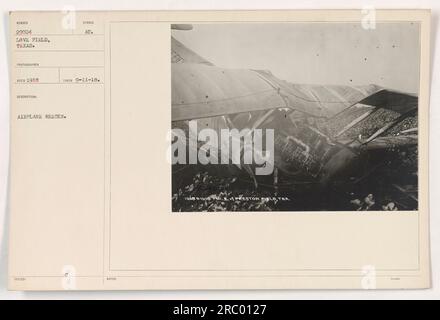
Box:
8, 10, 430, 290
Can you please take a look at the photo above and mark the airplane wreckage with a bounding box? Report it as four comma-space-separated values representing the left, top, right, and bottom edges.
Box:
171, 25, 418, 211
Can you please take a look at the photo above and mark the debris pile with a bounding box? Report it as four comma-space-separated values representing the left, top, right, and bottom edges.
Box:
339, 108, 400, 139
388, 115, 418, 135
172, 172, 282, 212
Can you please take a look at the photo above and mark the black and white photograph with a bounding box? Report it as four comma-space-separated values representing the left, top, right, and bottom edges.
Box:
171, 23, 420, 212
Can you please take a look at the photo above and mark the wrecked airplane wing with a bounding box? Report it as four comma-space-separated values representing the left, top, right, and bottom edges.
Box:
252, 70, 382, 118
171, 62, 386, 121
171, 37, 213, 66
171, 36, 418, 122
171, 62, 417, 122
172, 63, 288, 121
358, 89, 418, 114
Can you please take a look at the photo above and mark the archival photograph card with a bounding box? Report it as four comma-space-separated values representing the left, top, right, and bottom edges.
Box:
8, 10, 431, 290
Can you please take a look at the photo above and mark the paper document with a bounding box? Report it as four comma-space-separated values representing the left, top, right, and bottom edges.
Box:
8, 10, 431, 290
